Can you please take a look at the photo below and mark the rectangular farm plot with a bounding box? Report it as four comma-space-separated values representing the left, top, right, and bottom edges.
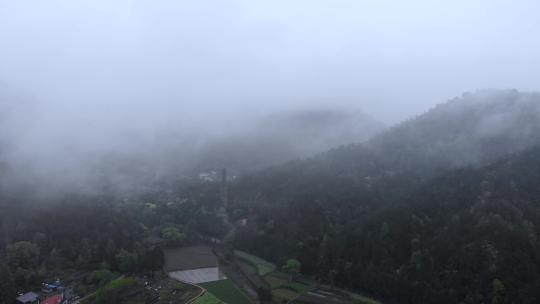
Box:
169, 267, 226, 284
164, 246, 218, 272
165, 246, 226, 284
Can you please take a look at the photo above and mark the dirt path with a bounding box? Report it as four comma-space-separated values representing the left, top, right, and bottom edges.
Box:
166, 273, 206, 304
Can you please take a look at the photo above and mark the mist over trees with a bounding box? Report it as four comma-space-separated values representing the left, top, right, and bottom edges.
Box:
0, 83, 383, 198
3, 89, 540, 303
1, 1, 540, 303
230, 90, 540, 303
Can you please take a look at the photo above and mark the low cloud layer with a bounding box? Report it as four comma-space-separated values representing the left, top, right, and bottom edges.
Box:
0, 0, 539, 195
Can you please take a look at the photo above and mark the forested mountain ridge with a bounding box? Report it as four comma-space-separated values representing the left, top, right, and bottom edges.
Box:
231, 90, 540, 206
343, 146, 540, 303
3, 90, 540, 303
367, 89, 540, 169
230, 90, 540, 303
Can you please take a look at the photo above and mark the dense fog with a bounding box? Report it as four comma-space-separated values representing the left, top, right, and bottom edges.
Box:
1, 0, 540, 195
3, 2, 540, 304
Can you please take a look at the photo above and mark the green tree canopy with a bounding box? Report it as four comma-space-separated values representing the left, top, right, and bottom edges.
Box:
161, 227, 185, 246
0, 261, 15, 302
7, 241, 40, 269
282, 259, 301, 282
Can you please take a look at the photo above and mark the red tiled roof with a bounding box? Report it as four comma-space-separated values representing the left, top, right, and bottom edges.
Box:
42, 295, 62, 304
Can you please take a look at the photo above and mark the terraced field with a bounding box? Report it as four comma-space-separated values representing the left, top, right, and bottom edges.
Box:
232, 251, 381, 304
263, 271, 309, 303
272, 288, 299, 302
234, 250, 276, 276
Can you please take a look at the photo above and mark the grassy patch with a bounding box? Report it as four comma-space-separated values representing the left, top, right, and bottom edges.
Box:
234, 250, 275, 276
282, 281, 306, 293
351, 293, 382, 304
263, 273, 286, 289
272, 288, 299, 302
94, 277, 150, 304
192, 292, 223, 304
237, 261, 257, 275
200, 279, 252, 304
264, 272, 307, 293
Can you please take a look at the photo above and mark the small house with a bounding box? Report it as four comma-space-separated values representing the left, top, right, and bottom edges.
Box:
16, 292, 39, 304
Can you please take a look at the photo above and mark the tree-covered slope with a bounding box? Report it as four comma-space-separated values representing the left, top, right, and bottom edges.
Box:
232, 90, 540, 206
234, 143, 540, 304
230, 90, 540, 304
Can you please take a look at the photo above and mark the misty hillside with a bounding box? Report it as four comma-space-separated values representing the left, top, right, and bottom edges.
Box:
229, 90, 540, 303
233, 90, 540, 204
0, 83, 383, 196
193, 108, 384, 173
3, 1, 540, 304
233, 144, 540, 303
368, 89, 540, 169
3, 90, 540, 304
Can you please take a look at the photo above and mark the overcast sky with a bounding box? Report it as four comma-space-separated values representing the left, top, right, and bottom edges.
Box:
1, 0, 540, 195
1, 0, 539, 123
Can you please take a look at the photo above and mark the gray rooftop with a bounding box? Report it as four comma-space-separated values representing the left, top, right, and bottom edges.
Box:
16, 292, 39, 303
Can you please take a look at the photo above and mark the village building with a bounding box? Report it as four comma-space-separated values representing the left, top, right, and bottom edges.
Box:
16, 292, 39, 304
41, 294, 62, 304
